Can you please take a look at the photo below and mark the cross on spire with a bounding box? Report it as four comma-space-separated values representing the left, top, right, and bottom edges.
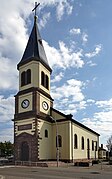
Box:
32, 2, 40, 17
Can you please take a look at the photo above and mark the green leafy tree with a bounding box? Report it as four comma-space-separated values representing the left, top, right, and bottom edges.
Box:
0, 141, 14, 157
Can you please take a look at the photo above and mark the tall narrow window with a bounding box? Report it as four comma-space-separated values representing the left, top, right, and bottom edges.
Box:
87, 139, 90, 159
41, 71, 45, 86
21, 71, 26, 86
45, 129, 48, 138
87, 139, 90, 150
27, 69, 31, 84
81, 136, 84, 150
46, 75, 49, 89
74, 134, 78, 149
95, 141, 98, 151
92, 140, 94, 151
56, 135, 62, 147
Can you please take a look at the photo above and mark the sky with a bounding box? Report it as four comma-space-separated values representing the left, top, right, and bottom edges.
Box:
0, 0, 112, 148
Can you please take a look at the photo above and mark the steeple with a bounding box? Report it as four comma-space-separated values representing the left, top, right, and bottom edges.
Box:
17, 5, 52, 72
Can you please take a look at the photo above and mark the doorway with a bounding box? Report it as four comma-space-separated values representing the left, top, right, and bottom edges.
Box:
21, 141, 29, 161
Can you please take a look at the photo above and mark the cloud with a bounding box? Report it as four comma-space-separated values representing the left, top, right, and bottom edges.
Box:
44, 40, 84, 69
0, 95, 15, 123
0, 54, 18, 90
39, 12, 51, 29
85, 44, 102, 58
82, 32, 88, 44
82, 112, 112, 147
0, 95, 14, 142
96, 98, 112, 111
82, 98, 112, 148
87, 99, 95, 104
51, 79, 84, 101
69, 28, 88, 45
87, 60, 97, 67
56, 1, 73, 21
0, 1, 30, 59
70, 28, 81, 35
0, 127, 14, 143
51, 79, 85, 115
39, 0, 73, 21
51, 72, 64, 83
63, 100, 87, 115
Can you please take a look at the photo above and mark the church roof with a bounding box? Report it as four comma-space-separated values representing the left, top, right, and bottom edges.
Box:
17, 16, 52, 72
51, 107, 100, 136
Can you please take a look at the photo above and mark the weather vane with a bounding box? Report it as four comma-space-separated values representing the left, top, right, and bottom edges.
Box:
32, 2, 40, 16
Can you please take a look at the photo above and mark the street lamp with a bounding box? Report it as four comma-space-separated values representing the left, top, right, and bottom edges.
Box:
93, 141, 97, 160
50, 116, 59, 167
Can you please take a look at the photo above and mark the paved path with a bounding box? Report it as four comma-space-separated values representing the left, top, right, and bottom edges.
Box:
0, 163, 112, 179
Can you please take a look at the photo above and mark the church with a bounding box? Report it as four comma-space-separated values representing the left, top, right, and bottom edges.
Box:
13, 8, 100, 163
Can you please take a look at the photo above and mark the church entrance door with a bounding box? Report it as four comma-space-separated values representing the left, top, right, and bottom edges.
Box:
21, 142, 29, 161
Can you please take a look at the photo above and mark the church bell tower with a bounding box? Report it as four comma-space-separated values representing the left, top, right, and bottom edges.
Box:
14, 4, 53, 162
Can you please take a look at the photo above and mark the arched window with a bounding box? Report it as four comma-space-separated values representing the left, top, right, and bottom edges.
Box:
41, 71, 45, 86
56, 135, 62, 147
46, 75, 49, 89
21, 71, 26, 86
41, 71, 49, 90
21, 69, 31, 86
82, 136, 84, 150
74, 134, 78, 149
45, 129, 48, 138
27, 69, 31, 84
92, 140, 94, 151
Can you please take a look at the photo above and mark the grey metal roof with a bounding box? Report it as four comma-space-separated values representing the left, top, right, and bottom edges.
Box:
17, 16, 52, 72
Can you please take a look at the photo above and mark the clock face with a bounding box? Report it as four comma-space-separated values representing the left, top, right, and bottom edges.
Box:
42, 101, 49, 110
21, 99, 30, 109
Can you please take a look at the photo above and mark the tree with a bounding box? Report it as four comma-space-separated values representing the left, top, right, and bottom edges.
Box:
107, 135, 112, 151
0, 141, 14, 157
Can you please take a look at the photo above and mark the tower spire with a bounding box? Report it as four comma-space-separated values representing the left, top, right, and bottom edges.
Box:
17, 1, 52, 72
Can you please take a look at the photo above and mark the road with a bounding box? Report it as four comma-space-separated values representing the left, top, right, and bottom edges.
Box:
0, 163, 112, 179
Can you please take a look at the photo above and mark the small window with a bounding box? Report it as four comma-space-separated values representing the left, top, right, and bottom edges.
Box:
92, 140, 94, 151
41, 71, 49, 90
27, 69, 31, 84
21, 69, 31, 86
45, 129, 48, 138
21, 71, 26, 86
56, 135, 62, 147
41, 71, 45, 86
46, 75, 49, 89
74, 134, 78, 149
81, 136, 84, 150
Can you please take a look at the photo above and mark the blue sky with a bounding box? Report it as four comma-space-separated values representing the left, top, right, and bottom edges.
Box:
0, 0, 112, 148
